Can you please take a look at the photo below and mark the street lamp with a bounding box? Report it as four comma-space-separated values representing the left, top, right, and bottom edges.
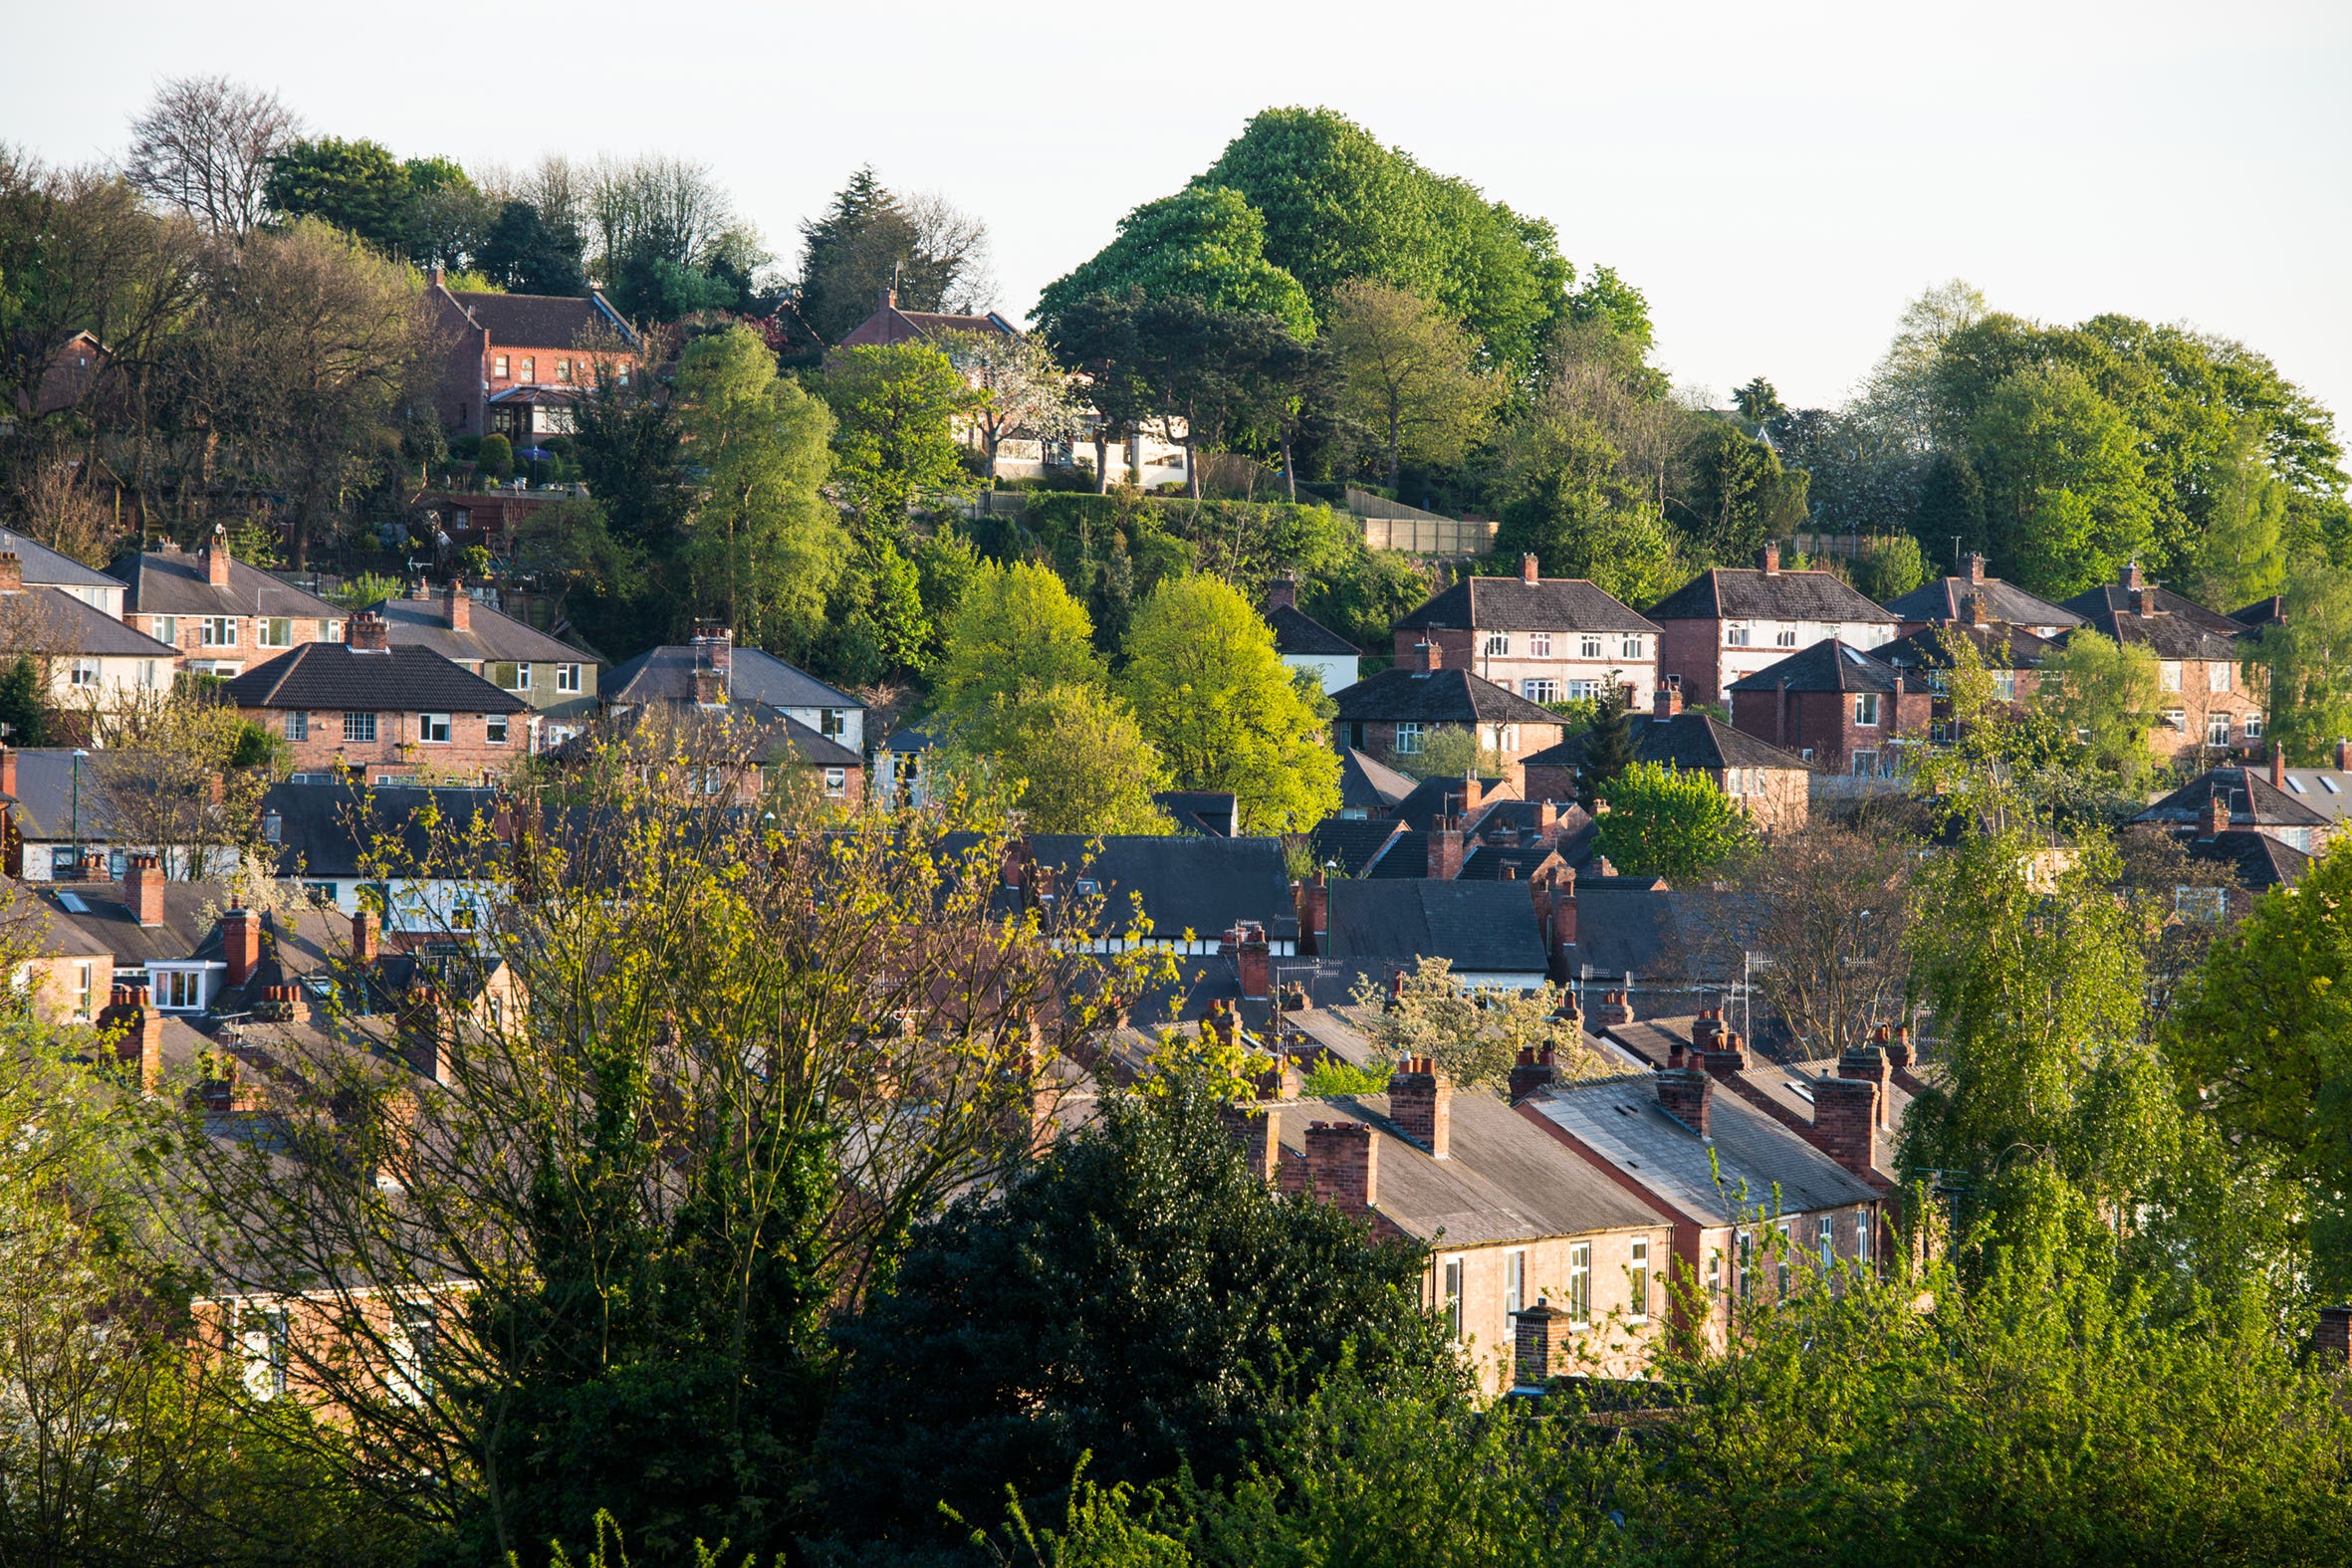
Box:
71, 749, 89, 876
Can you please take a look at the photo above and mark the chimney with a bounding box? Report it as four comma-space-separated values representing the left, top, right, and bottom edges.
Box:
691, 621, 734, 677
1697, 1028, 1751, 1077
1520, 552, 1539, 585
353, 907, 379, 964
2121, 561, 2144, 591
126, 853, 164, 927
1254, 1048, 1303, 1101
205, 527, 231, 587
0, 553, 20, 592
693, 668, 725, 707
1655, 683, 1683, 719
1839, 1042, 1894, 1130
1548, 869, 1578, 959
430, 262, 446, 290
1294, 874, 1329, 957
878, 285, 898, 314
1593, 989, 1634, 1027
1810, 1076, 1880, 1180
1415, 639, 1442, 672
1457, 777, 1485, 817
1426, 820, 1466, 879
348, 611, 390, 652
1884, 1024, 1914, 1073
1692, 1008, 1726, 1053
2337, 739, 2350, 773
1655, 1067, 1713, 1137
1226, 1103, 1282, 1182
445, 576, 471, 633
1509, 1043, 1558, 1104
1513, 1298, 1574, 1388
1534, 799, 1557, 835
0, 747, 15, 797
2199, 790, 2229, 841
1966, 553, 1986, 586
1387, 1055, 1452, 1158
1304, 1120, 1377, 1214
2271, 746, 2287, 789
1968, 591, 1989, 628
1232, 921, 1272, 1001
223, 906, 261, 989
1267, 573, 1297, 613
2319, 1306, 2352, 1369
103, 989, 165, 1096
1761, 543, 1780, 575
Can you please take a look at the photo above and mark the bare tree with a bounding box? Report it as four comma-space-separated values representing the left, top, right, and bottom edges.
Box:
904, 189, 997, 314
935, 328, 1080, 482
9, 457, 121, 567
123, 75, 300, 237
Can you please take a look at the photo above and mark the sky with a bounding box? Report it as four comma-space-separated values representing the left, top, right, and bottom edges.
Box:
6, 0, 2349, 430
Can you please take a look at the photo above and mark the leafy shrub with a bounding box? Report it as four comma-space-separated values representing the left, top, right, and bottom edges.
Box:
478, 432, 514, 479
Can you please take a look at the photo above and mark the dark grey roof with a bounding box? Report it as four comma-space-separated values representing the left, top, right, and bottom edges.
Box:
1026, 834, 1297, 944
1268, 603, 1358, 657
1154, 790, 1239, 837
1339, 748, 1416, 811
1881, 575, 2082, 629
2183, 829, 2310, 893
2061, 579, 2243, 640
1393, 775, 1510, 831
0, 526, 119, 590
0, 586, 176, 656
1879, 621, 2059, 671
546, 703, 859, 769
1646, 567, 1895, 625
2231, 595, 2287, 631
1331, 666, 1563, 726
1726, 639, 1907, 696
1273, 1091, 1666, 1245
1392, 576, 1658, 635
605, 644, 861, 713
41, 877, 230, 966
223, 644, 528, 713
2062, 593, 2244, 660
357, 589, 590, 666
880, 722, 941, 754
108, 543, 345, 621
1, 749, 120, 840
1325, 880, 1549, 973
1564, 887, 1746, 986
2274, 769, 2352, 820
2134, 767, 2328, 830
1308, 817, 1405, 878
260, 783, 502, 879
447, 288, 637, 347
1523, 712, 1806, 775
1522, 1073, 1882, 1225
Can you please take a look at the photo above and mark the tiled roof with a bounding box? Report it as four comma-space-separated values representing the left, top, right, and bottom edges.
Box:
108, 544, 345, 621
547, 703, 858, 770
447, 289, 636, 348
1025, 834, 1298, 944
0, 586, 176, 656
41, 877, 230, 966
2184, 829, 2310, 893
1881, 575, 2081, 629
1154, 790, 1239, 836
259, 783, 504, 879
1392, 576, 1659, 635
1879, 621, 2059, 671
1268, 603, 1358, 656
2273, 769, 2352, 820
1325, 880, 1549, 973
1330, 666, 1563, 726
1646, 567, 1895, 625
836, 304, 1016, 349
1338, 748, 1416, 811
605, 644, 861, 713
357, 589, 591, 667
223, 644, 528, 713
1563, 886, 1748, 986
0, 526, 119, 589
1392, 775, 1512, 831
2061, 580, 2242, 639
2133, 767, 2328, 830
2231, 595, 2287, 631
0, 749, 121, 841
1308, 817, 1406, 878
1725, 639, 1908, 696
1523, 712, 1807, 775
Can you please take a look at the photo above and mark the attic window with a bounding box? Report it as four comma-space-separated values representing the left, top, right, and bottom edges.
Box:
263, 813, 282, 843
1074, 878, 1100, 896
2288, 778, 2308, 793
1785, 1081, 1815, 1103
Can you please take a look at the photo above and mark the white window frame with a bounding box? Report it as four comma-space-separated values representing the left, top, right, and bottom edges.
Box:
493, 353, 509, 379
1568, 1241, 1591, 1322
389, 1302, 435, 1408
2160, 660, 2183, 693
1726, 622, 1752, 648
1529, 631, 1551, 658
1393, 722, 1424, 755
1855, 1212, 1872, 1266
1484, 631, 1510, 657
241, 1307, 289, 1402
344, 712, 377, 744
1775, 625, 1798, 647
70, 657, 100, 687
1854, 692, 1881, 728
1819, 1214, 1835, 1271
557, 662, 583, 693
201, 616, 237, 647
1505, 1249, 1526, 1318
2245, 714, 2265, 740
2163, 709, 2186, 733
1628, 1237, 1650, 1321
287, 711, 309, 742
2207, 713, 2232, 748
418, 713, 452, 744
821, 708, 848, 740
486, 715, 509, 745
1442, 1256, 1465, 1342
258, 617, 294, 648
1992, 670, 2017, 701
1523, 678, 1557, 704
153, 967, 204, 1011
151, 615, 177, 645
1579, 633, 1602, 659
2209, 661, 2231, 693
823, 767, 847, 796
1621, 635, 1644, 659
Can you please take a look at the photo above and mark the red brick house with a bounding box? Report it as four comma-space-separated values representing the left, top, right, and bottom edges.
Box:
426, 269, 640, 441
222, 612, 530, 784
1880, 554, 2081, 640
2060, 563, 2264, 763
1645, 546, 1897, 707
1390, 555, 1661, 710
1327, 642, 1568, 791
1521, 686, 1811, 832
109, 532, 347, 678
1877, 605, 2059, 748
1726, 638, 1931, 779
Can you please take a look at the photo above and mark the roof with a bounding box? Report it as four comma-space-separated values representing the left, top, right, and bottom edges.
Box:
1881, 575, 2082, 629
2, 749, 122, 840
837, 301, 1016, 349
1731, 1056, 1919, 1181
547, 702, 859, 770
1025, 834, 1298, 944
445, 288, 637, 349
1154, 790, 1239, 837
2231, 595, 2287, 631
40, 877, 230, 966
1725, 638, 1908, 696
1523, 712, 1807, 775
2134, 766, 2329, 830
0, 526, 120, 590
357, 587, 592, 667
108, 543, 345, 622
1878, 621, 2059, 672
604, 644, 862, 714
1521, 1073, 1882, 1225
1269, 603, 1359, 657
1646, 567, 1895, 626
2062, 578, 2243, 640
1325, 880, 1549, 974
2273, 769, 2352, 820
1273, 1091, 1666, 1245
1308, 817, 1406, 878
222, 644, 528, 713
1330, 666, 1564, 726
259, 783, 503, 880
2184, 828, 2311, 893
1392, 775, 1512, 831
1338, 749, 1417, 812
0, 586, 177, 657
879, 722, 941, 755
1392, 576, 1659, 635
1564, 886, 1747, 987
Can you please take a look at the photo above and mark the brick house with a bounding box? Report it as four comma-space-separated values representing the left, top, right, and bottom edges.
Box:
1327, 642, 1568, 790
604, 626, 866, 755
548, 701, 865, 807
1726, 638, 1932, 779
109, 532, 346, 678
1877, 602, 2060, 747
1646, 545, 1897, 707
1880, 553, 2082, 640
0, 553, 178, 715
0, 524, 126, 616
1392, 555, 1661, 710
1521, 685, 1811, 832
2060, 563, 2264, 762
222, 612, 530, 783
426, 268, 640, 440
359, 579, 599, 735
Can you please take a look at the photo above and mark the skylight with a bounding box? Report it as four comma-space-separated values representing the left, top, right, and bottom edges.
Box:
56, 892, 88, 913
2324, 778, 2342, 794
2288, 778, 2308, 793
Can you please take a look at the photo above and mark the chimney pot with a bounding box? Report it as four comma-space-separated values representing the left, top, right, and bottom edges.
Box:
1416, 639, 1441, 672
205, 527, 231, 587
348, 611, 390, 652
1655, 683, 1683, 718
1966, 553, 1986, 586
1509, 1046, 1558, 1104
1655, 1067, 1712, 1137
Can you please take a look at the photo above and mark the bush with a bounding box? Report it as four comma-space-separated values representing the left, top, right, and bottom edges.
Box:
478, 433, 514, 479
1850, 533, 1928, 601
450, 434, 483, 460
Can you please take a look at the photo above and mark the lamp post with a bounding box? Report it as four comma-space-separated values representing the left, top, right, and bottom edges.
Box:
71, 749, 89, 875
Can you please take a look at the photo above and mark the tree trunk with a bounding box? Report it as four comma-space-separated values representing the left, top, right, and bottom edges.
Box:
1387, 402, 1402, 492
1281, 434, 1297, 504
1186, 441, 1200, 501
1093, 431, 1110, 495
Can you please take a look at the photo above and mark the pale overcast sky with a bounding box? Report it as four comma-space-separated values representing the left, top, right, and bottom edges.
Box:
7, 0, 2347, 430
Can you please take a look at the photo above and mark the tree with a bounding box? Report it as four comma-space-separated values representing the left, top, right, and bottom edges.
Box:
1970, 362, 2158, 596
1706, 818, 1912, 1059
816, 1071, 1458, 1553
1323, 281, 1501, 490
2035, 630, 2163, 795
1345, 958, 1610, 1091
1592, 762, 1755, 882
1732, 376, 1785, 423
935, 329, 1081, 484
123, 74, 300, 237
1036, 185, 1312, 339
815, 341, 977, 536
1041, 290, 1155, 494
1577, 684, 1635, 798
1118, 576, 1340, 833
476, 199, 587, 295
933, 560, 1105, 719
1397, 725, 1505, 783
84, 688, 279, 878
0, 654, 44, 746
949, 682, 1173, 835
263, 136, 415, 252
1493, 425, 1685, 609
2186, 417, 2290, 608
795, 168, 993, 346
671, 325, 844, 654
1913, 448, 1989, 560
1673, 417, 1809, 565
2250, 569, 2352, 766
9, 456, 120, 567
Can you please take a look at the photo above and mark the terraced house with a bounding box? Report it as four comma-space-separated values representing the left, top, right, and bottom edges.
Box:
1392, 555, 1660, 710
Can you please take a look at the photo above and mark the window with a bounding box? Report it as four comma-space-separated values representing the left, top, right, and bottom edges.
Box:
493, 353, 509, 378
1522, 678, 1558, 704
1775, 625, 1798, 647
154, 969, 203, 1010
1489, 724, 1520, 753
556, 662, 582, 693
304, 881, 338, 906
1622, 634, 1645, 659
2160, 660, 2183, 692
1737, 1232, 1753, 1300
73, 962, 94, 1020
821, 708, 848, 740
823, 767, 847, 796
418, 713, 452, 744
1851, 750, 1879, 778
324, 619, 344, 642
1628, 1237, 1650, 1321
389, 1303, 435, 1407
1708, 1248, 1723, 1296
151, 615, 177, 645
2208, 713, 2233, 747
240, 1308, 289, 1401
1993, 670, 2017, 701
1568, 1242, 1592, 1322
557, 358, 573, 383
1929, 721, 1954, 746
287, 712, 309, 742
2245, 714, 2264, 740
1529, 631, 1551, 658
1819, 1215, 1835, 1271
344, 712, 377, 744
1442, 1257, 1464, 1341
1566, 678, 1604, 701
70, 658, 99, 687
136, 660, 158, 689
1855, 1213, 1872, 1266
1775, 1223, 1792, 1297
702, 767, 725, 795
2163, 709, 2186, 732
1727, 623, 1752, 647
1505, 1249, 1526, 1317
258, 617, 293, 648
1579, 633, 1602, 659
519, 356, 535, 382
2210, 661, 2231, 693
201, 616, 237, 647
2175, 886, 2227, 921
1484, 631, 1510, 656
491, 661, 528, 690
1394, 722, 1424, 755
1853, 692, 1881, 727
486, 715, 509, 745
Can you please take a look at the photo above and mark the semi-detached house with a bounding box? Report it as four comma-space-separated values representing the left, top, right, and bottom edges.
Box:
109, 534, 346, 678
360, 578, 599, 734
1646, 546, 1896, 707
1392, 555, 1660, 710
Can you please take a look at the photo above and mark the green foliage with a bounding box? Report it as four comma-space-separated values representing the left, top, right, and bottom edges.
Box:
2186, 416, 2292, 608
935, 560, 1106, 717
1576, 683, 1635, 796
2249, 567, 2352, 765
2035, 630, 2164, 797
1846, 532, 1927, 601
1322, 281, 1502, 490
1036, 187, 1313, 338
479, 198, 587, 294
477, 431, 514, 479
796, 166, 990, 347
946, 682, 1173, 835
1298, 1059, 1389, 1096
1393, 725, 1501, 783
264, 135, 413, 249
1491, 415, 1685, 609
1592, 761, 1756, 882
1971, 361, 2157, 596
1671, 416, 1810, 565
0, 654, 47, 745
817, 342, 979, 533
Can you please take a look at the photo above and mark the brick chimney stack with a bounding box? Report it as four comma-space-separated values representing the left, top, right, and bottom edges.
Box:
205, 526, 231, 588
1655, 683, 1683, 718
1520, 552, 1539, 585
2271, 747, 2287, 789
0, 553, 21, 592
445, 576, 471, 633
1227, 1103, 1282, 1182
1415, 639, 1442, 672
1547, 865, 1578, 956
1810, 1076, 1880, 1179
353, 907, 379, 964
1509, 1044, 1558, 1104
223, 906, 261, 989
1229, 921, 1272, 1001
1304, 1120, 1377, 1213
348, 611, 390, 652
2338, 739, 2350, 773
126, 853, 164, 927
103, 988, 165, 1095
1697, 1027, 1751, 1077
2199, 790, 2229, 842
693, 668, 725, 707
1514, 1299, 1573, 1388
1426, 819, 1466, 879
1761, 542, 1780, 575
1267, 573, 1297, 612
1967, 553, 1986, 585
1387, 1055, 1452, 1158
1594, 989, 1635, 1027
1844, 1037, 1894, 1129
1655, 1067, 1713, 1136
1294, 873, 1329, 956
2121, 561, 2144, 592
1968, 591, 1990, 627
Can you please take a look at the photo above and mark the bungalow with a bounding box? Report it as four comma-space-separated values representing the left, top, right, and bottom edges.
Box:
1392, 555, 1660, 710
1647, 546, 1897, 707
110, 533, 347, 678
1329, 642, 1568, 791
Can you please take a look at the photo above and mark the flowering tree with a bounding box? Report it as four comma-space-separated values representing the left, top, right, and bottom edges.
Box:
935, 328, 1082, 484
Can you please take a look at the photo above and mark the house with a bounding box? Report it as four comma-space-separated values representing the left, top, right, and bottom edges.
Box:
0, 525, 127, 617
1328, 642, 1568, 791
1880, 554, 2082, 640
0, 553, 178, 714
109, 533, 347, 678
359, 579, 597, 733
1521, 685, 1811, 832
1877, 607, 2059, 747
1266, 576, 1358, 694
0, 746, 238, 882
1240, 1062, 1674, 1394
1392, 556, 1660, 710
426, 269, 640, 440
1154, 790, 1240, 837
549, 701, 864, 806
223, 612, 531, 784
1516, 1062, 1886, 1348
2258, 742, 2352, 825
2133, 756, 2329, 857
1726, 639, 1931, 781
1305, 776, 1590, 887
1553, 880, 1754, 1024
1646, 545, 1898, 707
1322, 879, 1555, 990
258, 782, 511, 928
2060, 563, 2263, 761
603, 626, 866, 754
874, 723, 941, 809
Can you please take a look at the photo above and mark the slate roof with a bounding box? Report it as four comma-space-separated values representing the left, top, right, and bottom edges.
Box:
1331, 666, 1563, 726
604, 644, 862, 713
1521, 1073, 1883, 1225
1392, 576, 1658, 635
2231, 595, 2287, 631
1, 750, 122, 840
0, 586, 176, 657
1154, 790, 1239, 837
1522, 713, 1807, 775
1269, 603, 1358, 657
41, 877, 232, 966
2183, 829, 2311, 894
222, 644, 528, 713
1881, 575, 2081, 630
1731, 1057, 1919, 1181
0, 526, 120, 590
548, 702, 858, 770
2062, 579, 2243, 640
836, 303, 1016, 349
1307, 817, 1406, 878
259, 783, 503, 880
2133, 767, 2328, 830
1025, 834, 1298, 944
2273, 769, 2352, 820
879, 722, 941, 755
447, 289, 637, 348
1393, 775, 1511, 831
1726, 639, 1908, 696
1273, 1091, 1667, 1245
1325, 880, 1549, 974
1646, 567, 1895, 625
1878, 621, 2059, 672
358, 589, 589, 667
109, 544, 346, 622
1563, 886, 1746, 987
1338, 748, 1416, 812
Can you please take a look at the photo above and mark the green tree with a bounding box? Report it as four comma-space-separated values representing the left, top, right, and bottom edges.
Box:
1732, 375, 1785, 423
1035, 185, 1312, 339
1577, 683, 1635, 797
2035, 630, 2163, 796
1972, 362, 2156, 595
795, 167, 993, 346
1847, 533, 1927, 601
477, 198, 587, 295
1118, 576, 1340, 833
1592, 761, 1756, 882
1322, 281, 1501, 490
476, 431, 513, 479
950, 682, 1174, 835
934, 560, 1105, 718
1674, 417, 1810, 564
2186, 417, 2291, 609
263, 135, 412, 250
1913, 447, 1989, 560
816, 341, 977, 535
0, 654, 46, 745
2248, 567, 2352, 766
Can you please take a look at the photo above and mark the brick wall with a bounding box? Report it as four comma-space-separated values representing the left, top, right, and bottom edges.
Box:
140, 611, 335, 675
1437, 1227, 1672, 1394
1656, 619, 1724, 705
258, 709, 524, 783
1337, 719, 1567, 794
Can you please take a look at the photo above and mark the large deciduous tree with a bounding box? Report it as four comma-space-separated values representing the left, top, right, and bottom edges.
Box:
123, 74, 300, 238
932, 560, 1104, 719
1591, 761, 1756, 883
814, 341, 977, 535
934, 328, 1080, 484
1970, 362, 2158, 597
946, 681, 1173, 835
1323, 281, 1501, 491
1034, 185, 1313, 338
2248, 567, 2352, 766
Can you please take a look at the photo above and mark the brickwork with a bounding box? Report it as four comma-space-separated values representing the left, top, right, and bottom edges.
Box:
265, 710, 525, 784
1656, 618, 1725, 706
